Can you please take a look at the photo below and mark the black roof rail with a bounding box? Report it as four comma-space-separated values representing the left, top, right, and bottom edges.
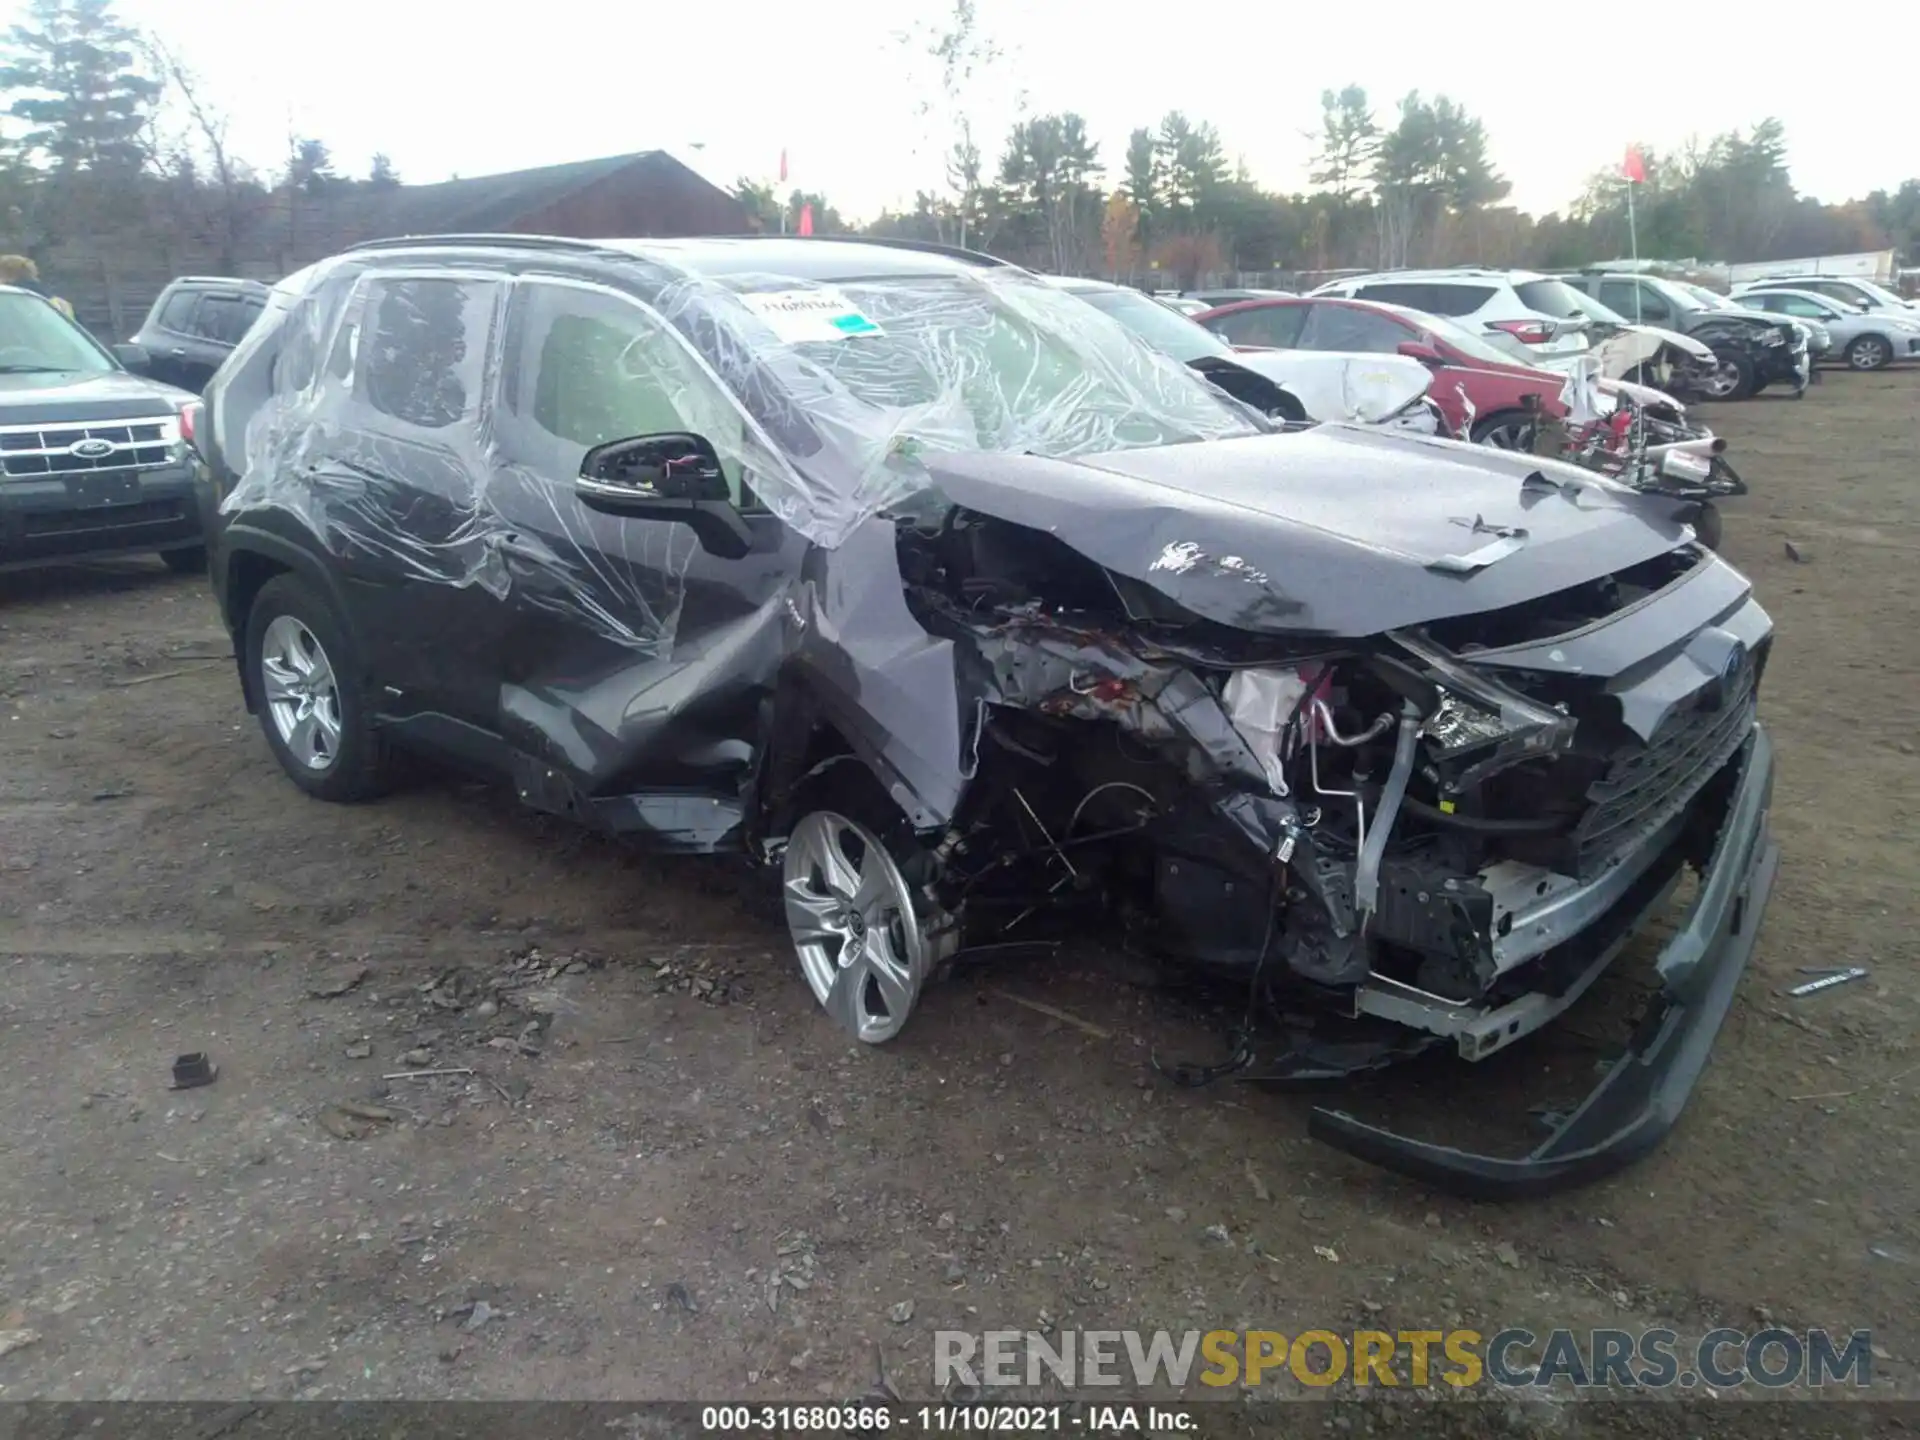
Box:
343, 233, 619, 256
341, 230, 1029, 273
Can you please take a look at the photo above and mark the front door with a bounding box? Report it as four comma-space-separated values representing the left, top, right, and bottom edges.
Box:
477, 276, 804, 822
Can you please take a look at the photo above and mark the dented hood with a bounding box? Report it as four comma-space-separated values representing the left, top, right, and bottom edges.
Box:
921, 425, 1691, 637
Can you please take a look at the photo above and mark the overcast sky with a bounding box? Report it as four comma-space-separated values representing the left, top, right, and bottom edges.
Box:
91, 0, 1920, 224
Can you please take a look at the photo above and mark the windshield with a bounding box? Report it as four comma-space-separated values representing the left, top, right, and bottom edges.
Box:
1678, 283, 1732, 309
0, 289, 115, 374
659, 269, 1266, 547
1069, 286, 1233, 363
1643, 277, 1706, 314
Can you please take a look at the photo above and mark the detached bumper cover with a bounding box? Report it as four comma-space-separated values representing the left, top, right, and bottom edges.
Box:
1310, 723, 1779, 1199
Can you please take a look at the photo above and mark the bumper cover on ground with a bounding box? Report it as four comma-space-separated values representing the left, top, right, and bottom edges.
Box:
1309, 723, 1779, 1199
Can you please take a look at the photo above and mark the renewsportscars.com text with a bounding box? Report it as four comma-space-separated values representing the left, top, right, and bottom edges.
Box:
933, 1327, 1874, 1391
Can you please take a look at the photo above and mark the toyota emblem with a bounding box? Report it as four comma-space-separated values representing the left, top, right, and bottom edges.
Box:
69, 437, 115, 460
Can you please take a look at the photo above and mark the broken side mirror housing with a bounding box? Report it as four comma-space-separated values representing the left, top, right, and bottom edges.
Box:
1397, 339, 1444, 366
576, 431, 752, 560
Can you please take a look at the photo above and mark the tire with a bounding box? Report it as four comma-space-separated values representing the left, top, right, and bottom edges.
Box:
1702, 349, 1757, 401
1470, 410, 1535, 450
242, 573, 391, 803
777, 772, 954, 1045
160, 545, 207, 574
1846, 334, 1892, 371
1689, 501, 1724, 551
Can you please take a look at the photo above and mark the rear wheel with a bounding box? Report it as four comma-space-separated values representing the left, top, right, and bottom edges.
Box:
779, 781, 955, 1044
1846, 334, 1892, 371
243, 574, 391, 802
160, 545, 206, 574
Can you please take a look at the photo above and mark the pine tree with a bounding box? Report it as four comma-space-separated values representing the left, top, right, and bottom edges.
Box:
1, 0, 160, 173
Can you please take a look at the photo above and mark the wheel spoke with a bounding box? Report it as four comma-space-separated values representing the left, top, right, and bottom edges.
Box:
816, 826, 862, 903
862, 927, 916, 1021
304, 648, 336, 697
783, 879, 842, 950
286, 708, 323, 768
823, 951, 872, 1035
260, 657, 300, 704
851, 849, 899, 913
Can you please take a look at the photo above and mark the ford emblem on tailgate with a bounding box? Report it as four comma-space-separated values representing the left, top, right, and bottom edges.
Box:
69, 437, 115, 459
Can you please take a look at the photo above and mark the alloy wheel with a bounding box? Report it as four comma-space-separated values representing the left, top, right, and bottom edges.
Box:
259, 614, 343, 772
782, 811, 930, 1044
1702, 360, 1742, 399
1849, 336, 1890, 371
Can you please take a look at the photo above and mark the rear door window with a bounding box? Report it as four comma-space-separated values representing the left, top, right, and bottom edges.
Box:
1298, 303, 1408, 353
195, 294, 263, 345
158, 289, 201, 333
353, 275, 500, 431
1354, 282, 1493, 317
1205, 304, 1306, 349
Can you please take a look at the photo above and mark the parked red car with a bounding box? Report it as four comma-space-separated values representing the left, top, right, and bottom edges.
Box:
1193, 295, 1574, 446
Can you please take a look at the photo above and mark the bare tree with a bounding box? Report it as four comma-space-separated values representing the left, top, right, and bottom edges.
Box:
140, 34, 247, 269
897, 0, 1005, 246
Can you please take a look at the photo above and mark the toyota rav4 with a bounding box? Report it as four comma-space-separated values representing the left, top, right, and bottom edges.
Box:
195, 235, 1781, 1196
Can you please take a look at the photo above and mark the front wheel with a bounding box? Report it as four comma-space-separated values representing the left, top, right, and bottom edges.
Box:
1847, 334, 1892, 371
1701, 350, 1756, 401
243, 574, 392, 802
778, 781, 955, 1045
1470, 411, 1536, 450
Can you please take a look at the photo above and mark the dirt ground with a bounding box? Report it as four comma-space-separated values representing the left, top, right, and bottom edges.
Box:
1, 371, 1914, 1431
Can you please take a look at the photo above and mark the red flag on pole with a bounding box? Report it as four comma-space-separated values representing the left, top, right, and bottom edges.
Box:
778, 149, 788, 183
1622, 144, 1646, 185
798, 203, 814, 236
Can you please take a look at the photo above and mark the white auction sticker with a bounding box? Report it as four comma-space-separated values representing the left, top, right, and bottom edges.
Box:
739, 287, 884, 343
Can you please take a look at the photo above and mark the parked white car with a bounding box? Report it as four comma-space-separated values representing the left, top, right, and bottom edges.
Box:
1048, 276, 1438, 431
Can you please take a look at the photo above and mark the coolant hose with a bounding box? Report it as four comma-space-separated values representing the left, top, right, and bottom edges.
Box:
1354, 701, 1421, 921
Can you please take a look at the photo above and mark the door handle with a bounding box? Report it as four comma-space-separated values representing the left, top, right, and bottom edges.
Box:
170, 347, 187, 357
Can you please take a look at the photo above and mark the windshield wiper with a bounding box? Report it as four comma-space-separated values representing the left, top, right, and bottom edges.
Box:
0, 364, 74, 374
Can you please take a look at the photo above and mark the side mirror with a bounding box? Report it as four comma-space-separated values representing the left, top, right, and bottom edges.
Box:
1396, 339, 1444, 365
112, 342, 151, 374
576, 432, 752, 560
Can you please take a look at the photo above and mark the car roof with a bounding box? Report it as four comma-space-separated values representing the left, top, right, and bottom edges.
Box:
166, 275, 271, 292
1328, 268, 1551, 285
344, 233, 1019, 285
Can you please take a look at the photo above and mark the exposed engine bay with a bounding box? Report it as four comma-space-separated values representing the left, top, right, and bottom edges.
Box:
837, 500, 1767, 1093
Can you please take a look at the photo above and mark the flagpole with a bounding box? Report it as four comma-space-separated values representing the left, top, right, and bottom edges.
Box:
1623, 145, 1643, 323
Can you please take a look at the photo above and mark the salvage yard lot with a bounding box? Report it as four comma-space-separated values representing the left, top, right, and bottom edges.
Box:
1, 373, 1915, 1426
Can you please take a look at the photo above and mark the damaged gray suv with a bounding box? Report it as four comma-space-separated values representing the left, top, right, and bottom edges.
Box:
196, 235, 1781, 1196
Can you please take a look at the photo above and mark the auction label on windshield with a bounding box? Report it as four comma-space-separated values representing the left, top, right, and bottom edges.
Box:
740, 286, 884, 343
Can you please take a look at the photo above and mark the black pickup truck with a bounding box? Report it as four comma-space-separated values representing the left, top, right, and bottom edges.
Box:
1561, 271, 1809, 401
0, 284, 204, 573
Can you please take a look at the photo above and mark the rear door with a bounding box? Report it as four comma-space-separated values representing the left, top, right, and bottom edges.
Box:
142, 289, 221, 389
307, 268, 510, 723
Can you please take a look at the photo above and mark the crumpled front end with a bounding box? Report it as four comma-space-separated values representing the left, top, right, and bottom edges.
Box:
875, 476, 1777, 1196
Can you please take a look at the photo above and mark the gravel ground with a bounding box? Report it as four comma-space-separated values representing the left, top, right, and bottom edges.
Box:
0, 371, 1914, 1434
